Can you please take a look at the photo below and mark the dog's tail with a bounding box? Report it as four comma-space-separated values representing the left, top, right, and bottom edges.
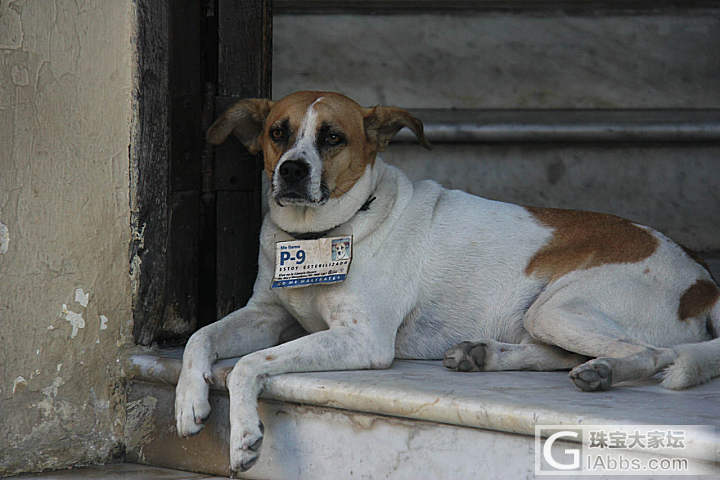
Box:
661, 298, 720, 389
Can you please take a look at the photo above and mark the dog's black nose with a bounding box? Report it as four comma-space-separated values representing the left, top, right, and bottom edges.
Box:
279, 160, 309, 183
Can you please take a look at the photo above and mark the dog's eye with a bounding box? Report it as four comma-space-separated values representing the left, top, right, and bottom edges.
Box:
270, 127, 285, 141
325, 133, 343, 146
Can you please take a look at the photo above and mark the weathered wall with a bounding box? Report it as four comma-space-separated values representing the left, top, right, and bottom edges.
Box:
0, 0, 134, 475
274, 13, 720, 253
382, 144, 720, 252
274, 13, 720, 109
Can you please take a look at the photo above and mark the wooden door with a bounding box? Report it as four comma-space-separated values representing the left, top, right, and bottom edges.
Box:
132, 0, 271, 345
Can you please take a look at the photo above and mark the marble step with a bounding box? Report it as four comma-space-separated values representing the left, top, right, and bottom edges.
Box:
125, 350, 720, 479
12, 463, 228, 479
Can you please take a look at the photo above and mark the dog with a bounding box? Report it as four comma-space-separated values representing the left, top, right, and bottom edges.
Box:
332, 238, 350, 260
175, 91, 720, 473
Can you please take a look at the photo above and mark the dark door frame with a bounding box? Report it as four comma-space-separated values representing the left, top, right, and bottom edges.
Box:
131, 0, 272, 346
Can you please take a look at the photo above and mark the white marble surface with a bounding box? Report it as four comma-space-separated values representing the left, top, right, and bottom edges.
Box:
12, 463, 227, 479
128, 352, 720, 458
249, 398, 542, 480
129, 380, 720, 479
128, 381, 544, 479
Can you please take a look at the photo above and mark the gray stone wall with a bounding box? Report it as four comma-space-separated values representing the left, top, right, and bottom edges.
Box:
274, 13, 720, 109
383, 144, 720, 252
273, 12, 720, 253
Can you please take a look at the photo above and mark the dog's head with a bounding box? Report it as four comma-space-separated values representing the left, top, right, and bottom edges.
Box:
207, 91, 430, 208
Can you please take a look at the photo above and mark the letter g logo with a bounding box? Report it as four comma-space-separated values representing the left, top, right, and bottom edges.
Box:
543, 431, 580, 470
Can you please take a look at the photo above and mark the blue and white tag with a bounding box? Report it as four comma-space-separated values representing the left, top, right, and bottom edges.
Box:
272, 236, 353, 288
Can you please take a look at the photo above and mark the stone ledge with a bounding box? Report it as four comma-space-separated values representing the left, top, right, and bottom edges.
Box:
126, 350, 720, 458
12, 463, 228, 479
396, 109, 720, 144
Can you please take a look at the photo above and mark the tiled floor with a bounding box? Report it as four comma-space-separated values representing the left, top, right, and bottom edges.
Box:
12, 464, 228, 480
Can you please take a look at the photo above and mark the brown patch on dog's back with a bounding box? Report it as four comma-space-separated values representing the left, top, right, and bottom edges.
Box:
678, 280, 719, 321
525, 207, 658, 280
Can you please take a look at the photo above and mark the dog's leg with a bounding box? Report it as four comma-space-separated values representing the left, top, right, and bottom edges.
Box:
225, 302, 397, 472
443, 339, 587, 372
175, 301, 294, 437
525, 299, 676, 391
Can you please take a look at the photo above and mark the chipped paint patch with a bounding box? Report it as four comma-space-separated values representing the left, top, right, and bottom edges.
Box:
100, 315, 109, 330
12, 376, 27, 395
11, 64, 29, 86
132, 222, 147, 249
62, 304, 85, 338
125, 395, 159, 452
130, 222, 146, 298
0, 222, 9, 254
37, 377, 65, 417
43, 377, 64, 397
0, 1, 23, 49
75, 288, 90, 307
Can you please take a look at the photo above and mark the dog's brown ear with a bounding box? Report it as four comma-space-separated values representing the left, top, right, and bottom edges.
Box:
206, 98, 274, 153
363, 106, 431, 152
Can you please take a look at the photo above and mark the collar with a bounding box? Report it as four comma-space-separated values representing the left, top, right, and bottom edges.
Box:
286, 195, 376, 240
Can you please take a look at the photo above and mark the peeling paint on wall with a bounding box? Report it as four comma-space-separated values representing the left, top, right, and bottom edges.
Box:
37, 377, 65, 418
0, 222, 8, 255
61, 304, 85, 338
0, 1, 23, 49
12, 376, 27, 395
10, 64, 29, 86
74, 288, 89, 307
125, 395, 159, 461
129, 222, 145, 299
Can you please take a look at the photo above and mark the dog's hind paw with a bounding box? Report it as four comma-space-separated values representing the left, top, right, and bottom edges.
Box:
443, 341, 486, 372
570, 359, 613, 392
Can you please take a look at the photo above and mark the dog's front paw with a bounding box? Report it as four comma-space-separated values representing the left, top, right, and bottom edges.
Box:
570, 359, 613, 392
443, 341, 486, 372
230, 420, 264, 474
175, 371, 212, 437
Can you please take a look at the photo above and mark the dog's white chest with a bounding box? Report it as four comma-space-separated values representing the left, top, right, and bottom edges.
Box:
276, 287, 329, 333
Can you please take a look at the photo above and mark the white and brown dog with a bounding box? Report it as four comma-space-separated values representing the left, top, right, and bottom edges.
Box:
176, 91, 720, 472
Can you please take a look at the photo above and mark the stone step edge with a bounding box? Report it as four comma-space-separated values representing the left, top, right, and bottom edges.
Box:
126, 352, 719, 463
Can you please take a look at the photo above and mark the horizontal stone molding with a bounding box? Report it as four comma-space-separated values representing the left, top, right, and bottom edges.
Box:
274, 1, 719, 15
394, 109, 720, 144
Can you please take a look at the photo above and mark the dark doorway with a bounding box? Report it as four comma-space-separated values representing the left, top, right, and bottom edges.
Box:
131, 0, 272, 346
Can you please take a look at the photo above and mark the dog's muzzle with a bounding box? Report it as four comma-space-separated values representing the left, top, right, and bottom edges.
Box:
273, 159, 328, 206
279, 160, 309, 185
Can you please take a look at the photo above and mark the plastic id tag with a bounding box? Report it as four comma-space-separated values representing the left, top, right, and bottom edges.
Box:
271, 236, 352, 288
